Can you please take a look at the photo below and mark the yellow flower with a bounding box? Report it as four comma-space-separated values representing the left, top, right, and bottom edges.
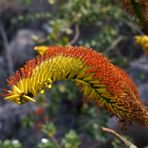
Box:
34, 46, 49, 56
135, 35, 148, 56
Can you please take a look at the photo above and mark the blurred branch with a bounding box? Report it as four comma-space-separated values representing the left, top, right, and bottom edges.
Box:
50, 136, 61, 148
105, 36, 125, 52
0, 21, 13, 74
120, 18, 144, 35
101, 127, 137, 148
70, 24, 80, 45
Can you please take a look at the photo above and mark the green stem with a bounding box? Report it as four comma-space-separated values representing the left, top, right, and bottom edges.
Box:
49, 135, 61, 148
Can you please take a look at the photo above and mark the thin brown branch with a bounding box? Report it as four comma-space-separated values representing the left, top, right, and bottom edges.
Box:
120, 18, 144, 35
105, 36, 125, 52
101, 127, 137, 148
0, 21, 14, 74
70, 24, 80, 45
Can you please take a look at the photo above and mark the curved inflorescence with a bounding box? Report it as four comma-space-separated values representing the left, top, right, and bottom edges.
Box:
2, 46, 148, 127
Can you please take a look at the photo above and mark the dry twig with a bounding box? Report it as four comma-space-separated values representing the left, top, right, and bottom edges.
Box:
105, 36, 125, 52
101, 127, 137, 148
0, 21, 14, 74
70, 24, 80, 45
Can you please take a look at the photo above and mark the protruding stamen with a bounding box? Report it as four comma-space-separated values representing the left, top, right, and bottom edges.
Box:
23, 95, 36, 102
5, 94, 20, 100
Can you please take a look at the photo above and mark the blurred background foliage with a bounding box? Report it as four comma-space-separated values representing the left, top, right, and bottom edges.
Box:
12, 0, 143, 65
0, 0, 147, 148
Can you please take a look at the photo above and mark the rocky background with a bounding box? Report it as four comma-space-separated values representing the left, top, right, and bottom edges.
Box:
0, 0, 148, 148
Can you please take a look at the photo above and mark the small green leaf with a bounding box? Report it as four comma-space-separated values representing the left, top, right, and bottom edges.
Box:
42, 123, 57, 137
62, 130, 80, 148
